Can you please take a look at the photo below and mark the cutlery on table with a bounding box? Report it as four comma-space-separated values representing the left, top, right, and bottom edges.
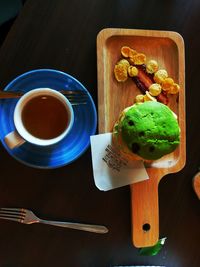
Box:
0, 208, 108, 234
0, 90, 88, 105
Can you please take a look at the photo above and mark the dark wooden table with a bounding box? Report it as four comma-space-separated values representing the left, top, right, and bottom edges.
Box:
0, 1, 200, 266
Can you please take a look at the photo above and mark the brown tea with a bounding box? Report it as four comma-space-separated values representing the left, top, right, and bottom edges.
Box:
22, 95, 69, 139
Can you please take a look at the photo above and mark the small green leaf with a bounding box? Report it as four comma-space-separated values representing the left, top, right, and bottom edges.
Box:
139, 237, 166, 256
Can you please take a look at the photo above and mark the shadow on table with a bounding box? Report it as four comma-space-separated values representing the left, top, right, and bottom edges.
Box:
0, 0, 27, 47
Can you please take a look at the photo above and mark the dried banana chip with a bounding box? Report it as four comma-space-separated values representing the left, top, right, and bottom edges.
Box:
161, 77, 174, 91
128, 48, 137, 58
146, 59, 159, 74
128, 66, 138, 77
168, 83, 180, 94
130, 53, 146, 65
154, 69, 168, 84
114, 60, 129, 82
117, 59, 130, 68
149, 83, 162, 96
135, 94, 145, 103
121, 46, 137, 58
121, 46, 131, 57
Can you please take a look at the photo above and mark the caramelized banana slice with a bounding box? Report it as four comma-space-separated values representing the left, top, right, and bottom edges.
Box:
161, 77, 174, 91
168, 83, 180, 94
114, 59, 130, 82
121, 46, 137, 58
149, 83, 162, 96
154, 69, 168, 84
146, 60, 159, 74
135, 94, 145, 103
128, 66, 138, 77
129, 53, 146, 65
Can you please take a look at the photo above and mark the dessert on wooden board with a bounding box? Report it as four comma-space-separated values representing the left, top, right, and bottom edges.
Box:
97, 28, 186, 248
112, 45, 180, 161
112, 101, 180, 161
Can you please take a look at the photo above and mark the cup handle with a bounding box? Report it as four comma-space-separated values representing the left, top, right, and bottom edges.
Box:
4, 131, 25, 149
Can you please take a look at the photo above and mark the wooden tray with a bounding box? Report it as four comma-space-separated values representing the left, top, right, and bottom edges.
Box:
97, 28, 186, 248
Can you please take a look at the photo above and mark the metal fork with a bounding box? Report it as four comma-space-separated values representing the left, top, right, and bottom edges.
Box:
0, 208, 108, 234
0, 90, 88, 105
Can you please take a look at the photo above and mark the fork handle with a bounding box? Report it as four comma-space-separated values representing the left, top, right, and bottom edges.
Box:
0, 91, 23, 98
39, 220, 108, 234
0, 90, 86, 99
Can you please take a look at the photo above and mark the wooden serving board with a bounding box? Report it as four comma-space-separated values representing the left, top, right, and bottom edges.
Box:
97, 28, 186, 248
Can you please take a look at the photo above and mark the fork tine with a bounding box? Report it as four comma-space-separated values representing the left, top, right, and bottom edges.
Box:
0, 208, 25, 222
66, 94, 88, 97
68, 97, 88, 105
66, 95, 88, 100
71, 102, 87, 105
0, 208, 25, 217
0, 207, 25, 213
68, 99, 88, 103
60, 90, 88, 96
0, 213, 24, 221
53, 89, 89, 105
0, 215, 21, 222
68, 98, 88, 102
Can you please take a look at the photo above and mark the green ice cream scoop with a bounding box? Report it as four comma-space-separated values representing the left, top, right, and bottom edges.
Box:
115, 101, 180, 160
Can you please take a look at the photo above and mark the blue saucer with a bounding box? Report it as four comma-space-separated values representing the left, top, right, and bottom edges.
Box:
0, 69, 97, 168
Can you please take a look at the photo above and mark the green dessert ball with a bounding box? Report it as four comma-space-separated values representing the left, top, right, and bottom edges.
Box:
117, 101, 180, 160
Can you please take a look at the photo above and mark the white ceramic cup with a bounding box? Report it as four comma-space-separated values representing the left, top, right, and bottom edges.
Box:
4, 88, 74, 149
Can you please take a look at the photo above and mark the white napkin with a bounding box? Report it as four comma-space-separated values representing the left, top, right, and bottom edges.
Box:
90, 133, 149, 191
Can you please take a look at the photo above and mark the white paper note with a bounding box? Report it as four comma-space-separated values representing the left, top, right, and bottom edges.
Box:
90, 133, 149, 191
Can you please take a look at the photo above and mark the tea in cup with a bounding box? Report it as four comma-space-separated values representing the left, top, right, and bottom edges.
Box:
4, 88, 74, 149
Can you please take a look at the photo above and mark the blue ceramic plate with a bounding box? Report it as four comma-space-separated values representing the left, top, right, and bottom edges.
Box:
0, 69, 97, 168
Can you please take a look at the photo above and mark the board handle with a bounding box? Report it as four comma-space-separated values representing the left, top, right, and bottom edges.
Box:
130, 171, 159, 248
